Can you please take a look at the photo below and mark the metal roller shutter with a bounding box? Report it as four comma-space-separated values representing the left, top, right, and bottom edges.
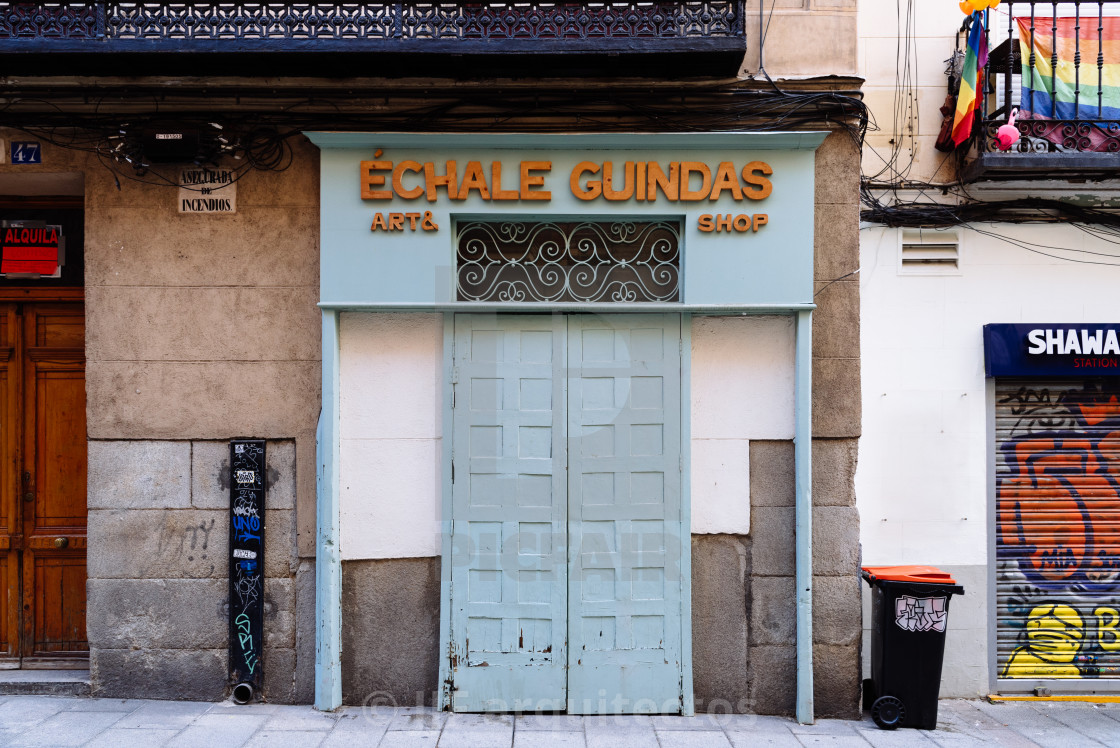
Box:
996, 378, 1120, 688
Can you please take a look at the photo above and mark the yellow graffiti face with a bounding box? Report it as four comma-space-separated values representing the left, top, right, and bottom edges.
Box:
1024, 604, 1084, 662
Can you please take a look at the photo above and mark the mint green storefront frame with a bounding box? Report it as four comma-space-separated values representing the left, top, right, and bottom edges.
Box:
310, 132, 822, 723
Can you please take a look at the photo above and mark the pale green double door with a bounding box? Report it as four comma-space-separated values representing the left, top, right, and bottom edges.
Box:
449, 314, 686, 714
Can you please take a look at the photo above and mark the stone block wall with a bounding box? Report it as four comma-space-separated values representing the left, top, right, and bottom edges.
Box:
87, 440, 315, 702
693, 131, 863, 719
71, 133, 322, 703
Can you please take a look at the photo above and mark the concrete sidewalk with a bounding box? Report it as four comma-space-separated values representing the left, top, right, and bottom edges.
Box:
0, 695, 1117, 747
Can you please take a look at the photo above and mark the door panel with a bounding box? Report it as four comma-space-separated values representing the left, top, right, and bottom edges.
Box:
567, 315, 683, 714
22, 305, 87, 664
0, 302, 87, 667
451, 315, 568, 711
0, 305, 18, 665
449, 313, 683, 713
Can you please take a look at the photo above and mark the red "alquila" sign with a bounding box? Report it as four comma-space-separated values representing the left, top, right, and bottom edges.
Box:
2, 225, 61, 275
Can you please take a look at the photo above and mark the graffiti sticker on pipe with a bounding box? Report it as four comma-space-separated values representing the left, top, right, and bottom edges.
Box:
229, 440, 265, 695
895, 596, 949, 633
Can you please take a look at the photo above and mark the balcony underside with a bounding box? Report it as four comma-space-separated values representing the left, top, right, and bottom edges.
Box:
0, 44, 746, 79
963, 151, 1120, 183
0, 1, 746, 78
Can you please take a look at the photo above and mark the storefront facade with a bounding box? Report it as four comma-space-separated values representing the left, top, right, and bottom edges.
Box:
859, 223, 1120, 699
0, 30, 863, 710
312, 132, 834, 714
986, 324, 1120, 691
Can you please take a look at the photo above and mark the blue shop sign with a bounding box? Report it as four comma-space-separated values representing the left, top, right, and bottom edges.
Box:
984, 323, 1120, 377
306, 132, 825, 310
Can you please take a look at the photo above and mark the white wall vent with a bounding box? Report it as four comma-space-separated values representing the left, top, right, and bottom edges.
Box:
899, 229, 960, 275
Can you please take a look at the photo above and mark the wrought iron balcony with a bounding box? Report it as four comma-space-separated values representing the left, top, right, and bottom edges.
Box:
0, 1, 746, 77
967, 0, 1120, 180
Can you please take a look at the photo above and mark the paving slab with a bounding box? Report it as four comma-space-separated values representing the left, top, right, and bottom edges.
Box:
652, 714, 725, 731
855, 724, 941, 747
1029, 704, 1120, 748
84, 728, 184, 748
584, 730, 660, 748
656, 731, 734, 747
65, 698, 146, 712
969, 702, 1102, 748
582, 714, 654, 731
243, 728, 329, 747
437, 729, 515, 747
321, 725, 389, 748
388, 708, 448, 732
794, 735, 874, 748
516, 714, 586, 731
113, 699, 215, 729
5, 709, 127, 747
513, 730, 587, 747
0, 696, 73, 730
378, 730, 441, 747
726, 731, 804, 748
260, 707, 341, 731
166, 712, 270, 748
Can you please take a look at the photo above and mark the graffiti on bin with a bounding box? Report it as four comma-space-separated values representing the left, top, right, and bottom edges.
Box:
894, 596, 949, 633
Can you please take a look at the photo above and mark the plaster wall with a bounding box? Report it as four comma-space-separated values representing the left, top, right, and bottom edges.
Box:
858, 0, 973, 184
336, 313, 798, 556
339, 312, 444, 560
739, 0, 859, 80
691, 315, 795, 535
857, 223, 1120, 695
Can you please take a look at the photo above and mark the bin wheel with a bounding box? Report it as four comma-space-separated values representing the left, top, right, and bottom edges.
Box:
871, 695, 905, 730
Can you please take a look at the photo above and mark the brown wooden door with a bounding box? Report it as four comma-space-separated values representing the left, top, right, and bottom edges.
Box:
0, 300, 87, 668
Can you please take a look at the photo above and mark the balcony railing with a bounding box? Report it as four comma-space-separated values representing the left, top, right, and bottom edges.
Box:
0, 1, 744, 73
970, 0, 1120, 178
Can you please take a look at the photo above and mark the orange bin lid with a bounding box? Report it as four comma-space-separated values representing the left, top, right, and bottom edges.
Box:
861, 565, 958, 584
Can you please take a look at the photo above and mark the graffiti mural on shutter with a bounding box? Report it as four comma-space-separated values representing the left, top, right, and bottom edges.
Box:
996, 378, 1120, 680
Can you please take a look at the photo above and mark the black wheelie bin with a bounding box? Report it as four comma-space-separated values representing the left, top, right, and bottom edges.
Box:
862, 565, 965, 730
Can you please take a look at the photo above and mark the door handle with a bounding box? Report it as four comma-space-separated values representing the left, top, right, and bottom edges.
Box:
53, 537, 68, 549
23, 492, 33, 502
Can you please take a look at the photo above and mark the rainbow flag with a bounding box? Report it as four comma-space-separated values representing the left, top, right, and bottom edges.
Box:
1018, 16, 1120, 123
953, 12, 988, 146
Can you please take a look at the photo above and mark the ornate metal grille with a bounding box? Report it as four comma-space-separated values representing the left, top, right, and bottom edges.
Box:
456, 220, 680, 303
0, 3, 99, 38
0, 2, 742, 42
981, 0, 1120, 154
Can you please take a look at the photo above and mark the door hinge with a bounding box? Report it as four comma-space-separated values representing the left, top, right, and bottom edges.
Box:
451, 366, 459, 384
679, 454, 683, 473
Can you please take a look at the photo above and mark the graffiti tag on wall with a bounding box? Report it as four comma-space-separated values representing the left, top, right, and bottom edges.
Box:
997, 380, 1120, 678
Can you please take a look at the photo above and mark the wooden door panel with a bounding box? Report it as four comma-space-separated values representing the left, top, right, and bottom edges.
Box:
32, 367, 86, 529
0, 304, 18, 663
31, 553, 87, 656
17, 303, 86, 664
31, 308, 83, 348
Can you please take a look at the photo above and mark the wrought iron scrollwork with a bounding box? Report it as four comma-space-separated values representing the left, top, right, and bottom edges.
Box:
984, 118, 1120, 153
0, 3, 98, 38
457, 220, 680, 303
1, 2, 741, 41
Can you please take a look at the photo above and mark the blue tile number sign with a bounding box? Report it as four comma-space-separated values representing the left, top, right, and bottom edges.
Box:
10, 142, 42, 164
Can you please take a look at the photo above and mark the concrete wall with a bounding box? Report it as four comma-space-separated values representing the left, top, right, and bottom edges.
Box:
0, 131, 322, 702
857, 224, 1120, 696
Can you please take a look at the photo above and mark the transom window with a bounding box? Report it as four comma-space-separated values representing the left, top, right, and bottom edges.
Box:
456, 220, 680, 303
